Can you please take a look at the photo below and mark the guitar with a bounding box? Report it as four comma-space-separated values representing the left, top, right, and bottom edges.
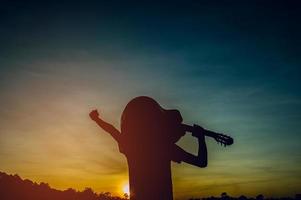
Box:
181, 124, 234, 147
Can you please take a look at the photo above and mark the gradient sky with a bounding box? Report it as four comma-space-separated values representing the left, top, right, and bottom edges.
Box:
0, 1, 301, 199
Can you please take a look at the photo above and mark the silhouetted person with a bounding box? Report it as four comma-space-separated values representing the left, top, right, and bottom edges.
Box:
89, 96, 207, 200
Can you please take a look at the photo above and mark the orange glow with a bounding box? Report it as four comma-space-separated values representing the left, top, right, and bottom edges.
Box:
122, 183, 129, 196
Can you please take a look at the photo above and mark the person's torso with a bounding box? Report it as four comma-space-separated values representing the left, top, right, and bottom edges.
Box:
119, 137, 174, 200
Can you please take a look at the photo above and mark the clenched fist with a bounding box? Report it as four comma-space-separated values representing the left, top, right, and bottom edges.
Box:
89, 109, 99, 121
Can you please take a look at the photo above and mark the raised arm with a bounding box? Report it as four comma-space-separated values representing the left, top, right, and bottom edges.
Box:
172, 124, 207, 167
89, 109, 121, 143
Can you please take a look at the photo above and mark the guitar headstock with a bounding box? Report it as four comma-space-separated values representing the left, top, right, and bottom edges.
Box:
214, 133, 234, 147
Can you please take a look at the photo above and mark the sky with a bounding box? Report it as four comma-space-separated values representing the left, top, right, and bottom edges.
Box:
0, 1, 301, 199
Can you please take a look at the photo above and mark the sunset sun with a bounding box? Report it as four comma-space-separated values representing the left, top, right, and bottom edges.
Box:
122, 183, 130, 195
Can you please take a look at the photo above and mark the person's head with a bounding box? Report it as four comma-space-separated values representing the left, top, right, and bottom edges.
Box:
162, 109, 185, 143
121, 96, 184, 143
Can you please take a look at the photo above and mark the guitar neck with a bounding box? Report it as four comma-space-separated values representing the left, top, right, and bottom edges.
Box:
181, 123, 234, 146
181, 124, 219, 138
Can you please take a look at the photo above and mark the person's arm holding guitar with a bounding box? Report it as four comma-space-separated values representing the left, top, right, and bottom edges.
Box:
172, 123, 234, 167
190, 124, 208, 167
172, 124, 208, 167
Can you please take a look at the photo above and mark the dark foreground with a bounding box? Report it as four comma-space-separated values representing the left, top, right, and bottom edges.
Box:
0, 172, 300, 200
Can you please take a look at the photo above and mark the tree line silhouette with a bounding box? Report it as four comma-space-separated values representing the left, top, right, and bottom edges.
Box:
190, 192, 301, 200
0, 171, 127, 200
0, 171, 300, 200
